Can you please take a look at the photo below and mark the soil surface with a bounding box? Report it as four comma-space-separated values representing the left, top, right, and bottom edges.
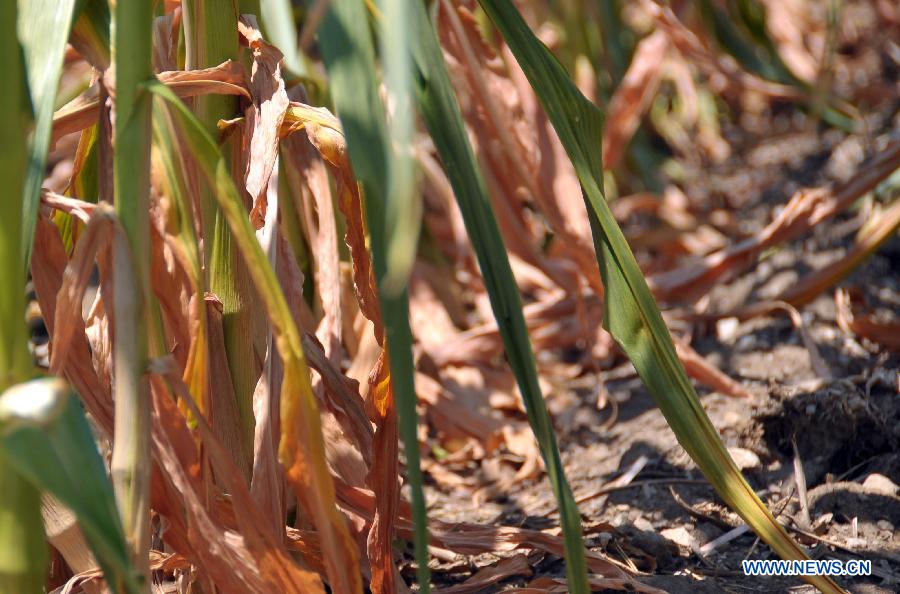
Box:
418, 259, 900, 594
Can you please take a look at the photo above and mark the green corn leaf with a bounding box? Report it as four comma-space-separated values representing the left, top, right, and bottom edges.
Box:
1, 378, 143, 593
377, 0, 421, 294
697, 0, 784, 82
476, 2, 845, 593
598, 0, 632, 87
259, 0, 303, 75
17, 0, 79, 276
258, 0, 324, 95
71, 0, 111, 70
404, 3, 590, 592
316, 1, 431, 589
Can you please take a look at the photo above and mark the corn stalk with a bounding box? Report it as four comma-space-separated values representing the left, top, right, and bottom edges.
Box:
0, 2, 46, 591
149, 79, 363, 594
182, 0, 257, 475
110, 0, 153, 586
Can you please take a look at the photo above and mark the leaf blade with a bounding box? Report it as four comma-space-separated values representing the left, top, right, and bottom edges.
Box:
17, 0, 79, 275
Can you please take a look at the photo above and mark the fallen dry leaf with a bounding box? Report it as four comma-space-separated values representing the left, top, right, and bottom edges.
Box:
836, 288, 900, 351
433, 555, 532, 594
759, 0, 823, 84
674, 339, 752, 398
638, 0, 806, 101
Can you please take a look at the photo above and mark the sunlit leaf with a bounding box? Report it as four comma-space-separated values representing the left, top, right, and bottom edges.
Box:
17, 0, 79, 275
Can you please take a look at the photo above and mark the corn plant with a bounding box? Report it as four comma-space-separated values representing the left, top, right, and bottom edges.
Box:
2, 0, 874, 592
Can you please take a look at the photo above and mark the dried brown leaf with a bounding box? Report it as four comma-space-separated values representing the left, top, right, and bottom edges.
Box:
237, 17, 290, 228
152, 12, 181, 72
674, 339, 752, 398
426, 293, 600, 374
438, 2, 585, 294
261, 227, 364, 593
149, 204, 192, 368
760, 0, 822, 83
250, 342, 284, 536
331, 484, 654, 589
602, 30, 669, 169
205, 295, 253, 478
416, 372, 504, 453
285, 104, 407, 592
329, 183, 382, 335
501, 424, 544, 483
408, 273, 460, 354
52, 61, 249, 144
152, 366, 328, 593
433, 555, 532, 594
364, 354, 400, 594
836, 288, 900, 351
275, 229, 374, 463
501, 42, 604, 296
42, 191, 98, 223
302, 332, 374, 466
525, 574, 664, 593
281, 130, 342, 363
149, 376, 281, 594
48, 204, 115, 386
639, 0, 805, 100
249, 154, 285, 535
775, 198, 900, 309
